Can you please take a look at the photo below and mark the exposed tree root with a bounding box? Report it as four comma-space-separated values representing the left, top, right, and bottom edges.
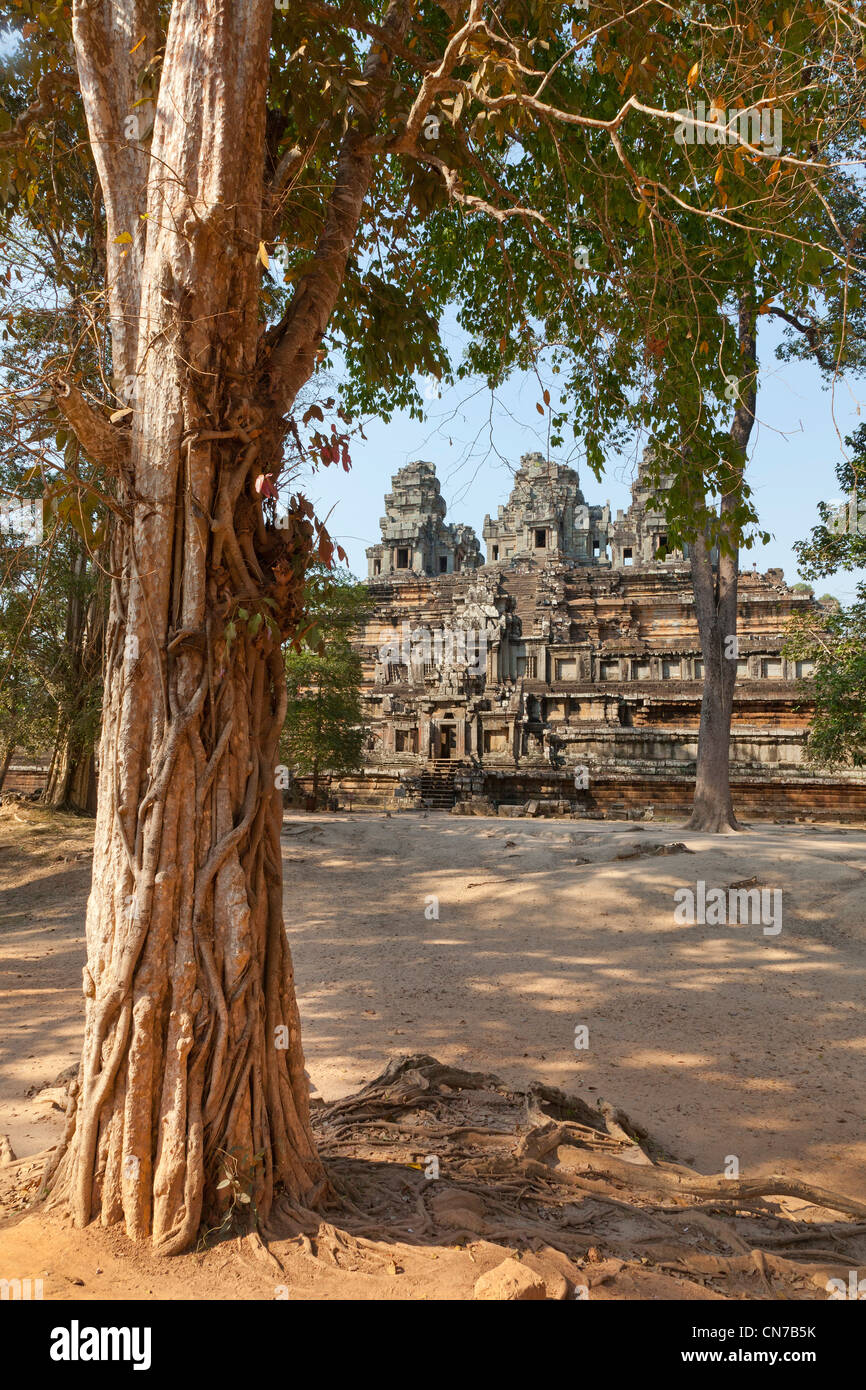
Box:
281, 1054, 866, 1298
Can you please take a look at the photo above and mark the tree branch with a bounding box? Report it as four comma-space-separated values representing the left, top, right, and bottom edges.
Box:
53, 378, 131, 475
264, 0, 414, 414
766, 306, 834, 372
0, 71, 76, 149
71, 0, 160, 381
268, 119, 329, 203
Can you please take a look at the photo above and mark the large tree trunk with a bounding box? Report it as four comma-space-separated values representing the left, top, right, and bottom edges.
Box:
44, 542, 103, 813
44, 732, 75, 808
44, 0, 330, 1252
44, 733, 97, 814
687, 535, 740, 832
45, 0, 410, 1252
0, 736, 15, 796
687, 290, 758, 833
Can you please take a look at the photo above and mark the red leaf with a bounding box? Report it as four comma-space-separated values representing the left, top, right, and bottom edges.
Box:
255, 473, 277, 499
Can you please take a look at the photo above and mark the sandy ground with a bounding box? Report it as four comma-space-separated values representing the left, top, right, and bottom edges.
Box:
284, 810, 866, 1201
0, 806, 91, 1161
1, 801, 864, 1298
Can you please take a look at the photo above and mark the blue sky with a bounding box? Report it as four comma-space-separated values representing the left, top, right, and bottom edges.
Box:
296, 315, 866, 605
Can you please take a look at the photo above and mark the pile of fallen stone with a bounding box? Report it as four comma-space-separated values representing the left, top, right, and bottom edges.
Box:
451, 797, 656, 821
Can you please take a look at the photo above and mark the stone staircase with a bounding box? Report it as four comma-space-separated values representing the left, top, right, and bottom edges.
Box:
502, 572, 541, 632
420, 759, 457, 810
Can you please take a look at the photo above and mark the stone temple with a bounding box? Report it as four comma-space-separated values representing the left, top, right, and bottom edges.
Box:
366, 460, 482, 578
338, 451, 865, 820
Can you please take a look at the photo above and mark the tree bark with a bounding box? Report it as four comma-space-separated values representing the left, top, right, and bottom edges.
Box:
687, 533, 740, 831
46, 0, 329, 1251
0, 737, 15, 796
44, 733, 73, 808
687, 289, 758, 832
44, 732, 97, 814
43, 543, 103, 813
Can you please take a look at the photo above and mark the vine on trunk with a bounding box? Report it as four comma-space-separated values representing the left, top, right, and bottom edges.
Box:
43, 392, 334, 1249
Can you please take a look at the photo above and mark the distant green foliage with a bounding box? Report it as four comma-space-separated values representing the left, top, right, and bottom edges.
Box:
784, 591, 866, 768
0, 562, 55, 760
0, 291, 106, 785
0, 495, 104, 781
787, 426, 866, 767
281, 568, 370, 795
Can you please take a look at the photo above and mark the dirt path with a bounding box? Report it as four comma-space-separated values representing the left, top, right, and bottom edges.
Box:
1, 801, 865, 1298
0, 806, 92, 1161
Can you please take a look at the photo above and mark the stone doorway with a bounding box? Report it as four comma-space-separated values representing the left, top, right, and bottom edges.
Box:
435, 726, 456, 759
